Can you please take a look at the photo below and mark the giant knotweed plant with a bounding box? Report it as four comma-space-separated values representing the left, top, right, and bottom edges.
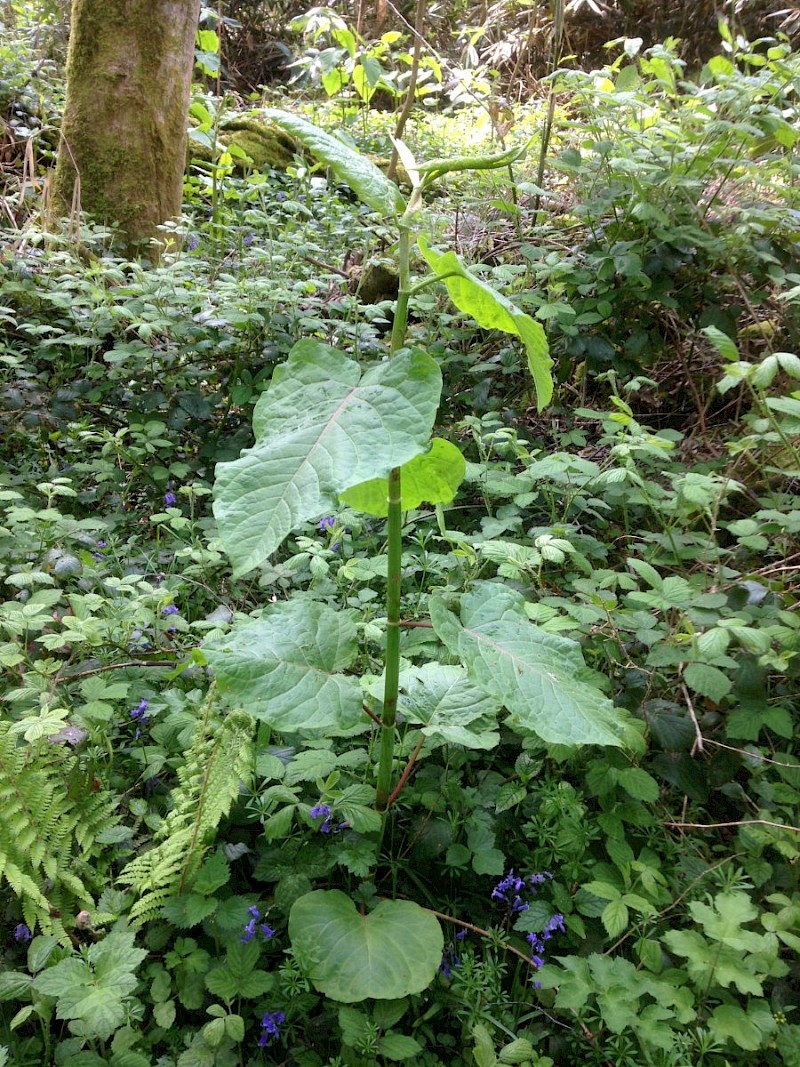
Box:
204, 112, 634, 1003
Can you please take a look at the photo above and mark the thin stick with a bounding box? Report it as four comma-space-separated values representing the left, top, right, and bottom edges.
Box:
384, 734, 424, 809
666, 819, 800, 833
680, 678, 704, 755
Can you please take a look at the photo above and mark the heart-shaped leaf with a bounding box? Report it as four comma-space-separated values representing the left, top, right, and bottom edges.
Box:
289, 890, 443, 1002
213, 340, 442, 575
419, 235, 552, 410
429, 583, 626, 746
262, 108, 407, 216
340, 438, 465, 516
203, 600, 363, 734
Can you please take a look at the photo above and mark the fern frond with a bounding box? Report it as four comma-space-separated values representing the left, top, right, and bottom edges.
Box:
0, 723, 120, 939
118, 699, 253, 927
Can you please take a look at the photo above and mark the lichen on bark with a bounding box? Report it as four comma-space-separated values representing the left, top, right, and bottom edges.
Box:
52, 0, 200, 252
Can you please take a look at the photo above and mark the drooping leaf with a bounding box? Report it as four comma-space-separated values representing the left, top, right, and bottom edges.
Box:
340, 438, 465, 516
213, 340, 441, 575
429, 583, 625, 746
203, 600, 362, 735
397, 663, 501, 749
289, 890, 443, 1002
262, 108, 406, 216
418, 236, 552, 410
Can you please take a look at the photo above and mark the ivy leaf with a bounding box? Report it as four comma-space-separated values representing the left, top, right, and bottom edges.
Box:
203, 600, 363, 735
213, 341, 442, 575
429, 583, 626, 747
340, 438, 465, 516
289, 890, 443, 1002
262, 108, 406, 216
419, 236, 552, 410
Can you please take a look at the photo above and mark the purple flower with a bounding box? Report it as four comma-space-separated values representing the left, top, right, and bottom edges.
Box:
130, 699, 149, 721
491, 869, 529, 916
162, 604, 179, 616
164, 490, 178, 507
258, 1009, 285, 1048
241, 905, 275, 944
319, 516, 336, 532
185, 234, 199, 252
243, 232, 255, 247
13, 923, 32, 943
526, 913, 564, 981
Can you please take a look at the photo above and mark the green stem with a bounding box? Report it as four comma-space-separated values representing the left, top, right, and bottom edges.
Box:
376, 465, 403, 809
377, 224, 412, 810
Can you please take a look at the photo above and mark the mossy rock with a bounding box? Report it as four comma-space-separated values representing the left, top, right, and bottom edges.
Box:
189, 118, 304, 172
356, 260, 400, 304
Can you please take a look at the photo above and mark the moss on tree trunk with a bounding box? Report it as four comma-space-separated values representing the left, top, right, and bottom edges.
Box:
53, 0, 199, 252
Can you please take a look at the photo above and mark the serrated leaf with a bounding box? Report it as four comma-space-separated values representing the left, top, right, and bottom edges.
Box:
602, 899, 629, 937
429, 583, 625, 746
154, 999, 176, 1028
398, 662, 501, 750
377, 1033, 424, 1060
419, 236, 552, 410
262, 108, 406, 215
708, 1003, 762, 1050
617, 767, 659, 802
32, 929, 147, 1042
340, 438, 465, 516
213, 340, 441, 575
0, 971, 33, 1001
204, 599, 362, 734
289, 890, 443, 1002
684, 662, 732, 703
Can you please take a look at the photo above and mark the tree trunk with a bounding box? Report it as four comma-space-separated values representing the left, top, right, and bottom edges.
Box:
52, 0, 199, 252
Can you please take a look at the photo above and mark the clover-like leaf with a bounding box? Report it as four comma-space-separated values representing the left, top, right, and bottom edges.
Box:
289, 890, 443, 1002
419, 236, 552, 410
429, 583, 625, 746
203, 600, 362, 735
340, 438, 465, 516
213, 340, 442, 575
262, 108, 406, 216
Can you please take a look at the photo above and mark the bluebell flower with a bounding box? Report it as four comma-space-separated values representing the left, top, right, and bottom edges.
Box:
241, 905, 275, 944
439, 947, 461, 978
162, 605, 179, 616
319, 516, 336, 532
309, 803, 332, 833
243, 233, 255, 247
527, 913, 564, 987
491, 869, 529, 915
130, 699, 149, 721
258, 1009, 285, 1047
164, 490, 178, 507
185, 234, 199, 252
13, 923, 32, 943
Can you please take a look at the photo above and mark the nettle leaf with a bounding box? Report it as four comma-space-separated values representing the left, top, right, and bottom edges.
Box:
262, 108, 406, 216
683, 662, 732, 704
419, 236, 552, 410
398, 663, 501, 749
213, 341, 441, 575
340, 438, 465, 516
429, 583, 626, 747
204, 600, 362, 735
289, 890, 443, 1002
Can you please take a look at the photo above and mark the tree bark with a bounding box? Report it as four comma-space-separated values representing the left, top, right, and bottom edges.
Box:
52, 0, 199, 252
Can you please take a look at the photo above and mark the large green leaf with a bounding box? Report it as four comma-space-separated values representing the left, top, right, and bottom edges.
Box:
418, 235, 553, 410
429, 583, 625, 746
398, 663, 501, 749
203, 600, 362, 735
213, 340, 442, 575
262, 108, 406, 216
340, 438, 465, 516
289, 890, 443, 1002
